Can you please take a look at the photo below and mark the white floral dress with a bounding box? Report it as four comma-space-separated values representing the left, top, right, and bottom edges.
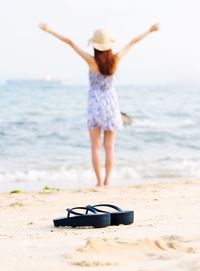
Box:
87, 71, 123, 131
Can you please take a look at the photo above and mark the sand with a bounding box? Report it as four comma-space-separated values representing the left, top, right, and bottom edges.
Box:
0, 181, 200, 271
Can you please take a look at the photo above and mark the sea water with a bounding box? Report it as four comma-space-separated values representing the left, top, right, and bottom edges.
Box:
0, 81, 199, 191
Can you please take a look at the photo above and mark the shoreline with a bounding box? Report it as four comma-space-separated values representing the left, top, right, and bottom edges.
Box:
1, 176, 199, 194
0, 181, 200, 270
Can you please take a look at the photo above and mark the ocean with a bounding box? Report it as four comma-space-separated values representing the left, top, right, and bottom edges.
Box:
0, 80, 200, 192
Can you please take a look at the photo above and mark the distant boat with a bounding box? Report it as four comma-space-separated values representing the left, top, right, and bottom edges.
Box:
44, 73, 51, 81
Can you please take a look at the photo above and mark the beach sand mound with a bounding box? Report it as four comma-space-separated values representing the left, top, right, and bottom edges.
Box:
71, 236, 198, 268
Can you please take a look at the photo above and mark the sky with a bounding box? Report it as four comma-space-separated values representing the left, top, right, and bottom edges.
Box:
0, 0, 200, 85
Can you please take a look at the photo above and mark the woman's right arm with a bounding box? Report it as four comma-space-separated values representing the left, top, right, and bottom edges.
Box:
115, 23, 160, 62
38, 23, 93, 65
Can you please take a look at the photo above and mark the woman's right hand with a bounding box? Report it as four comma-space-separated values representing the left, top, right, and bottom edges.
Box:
39, 23, 50, 32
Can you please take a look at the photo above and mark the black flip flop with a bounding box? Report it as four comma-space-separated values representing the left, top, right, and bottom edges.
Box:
86, 204, 134, 226
53, 206, 111, 228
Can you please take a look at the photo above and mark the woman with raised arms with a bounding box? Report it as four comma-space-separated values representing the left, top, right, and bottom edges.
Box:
39, 22, 160, 187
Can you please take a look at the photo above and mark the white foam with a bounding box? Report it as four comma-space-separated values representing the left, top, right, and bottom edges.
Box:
0, 159, 200, 192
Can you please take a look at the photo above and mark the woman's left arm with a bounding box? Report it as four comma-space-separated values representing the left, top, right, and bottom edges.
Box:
39, 23, 93, 65
115, 23, 160, 62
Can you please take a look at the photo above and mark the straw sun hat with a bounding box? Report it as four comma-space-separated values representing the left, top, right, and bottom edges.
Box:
88, 29, 116, 51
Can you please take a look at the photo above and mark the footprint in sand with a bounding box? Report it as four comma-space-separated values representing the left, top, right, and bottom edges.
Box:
9, 202, 24, 208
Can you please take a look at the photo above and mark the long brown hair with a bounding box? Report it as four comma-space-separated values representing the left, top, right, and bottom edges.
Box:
94, 49, 117, 76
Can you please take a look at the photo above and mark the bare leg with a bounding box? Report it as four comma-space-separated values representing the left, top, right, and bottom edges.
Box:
104, 130, 116, 186
89, 128, 103, 187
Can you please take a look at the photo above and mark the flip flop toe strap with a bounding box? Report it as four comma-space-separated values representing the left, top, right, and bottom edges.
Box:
86, 204, 123, 213
66, 207, 96, 218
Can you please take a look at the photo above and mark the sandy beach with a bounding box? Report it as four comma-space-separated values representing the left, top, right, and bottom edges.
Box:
0, 181, 199, 271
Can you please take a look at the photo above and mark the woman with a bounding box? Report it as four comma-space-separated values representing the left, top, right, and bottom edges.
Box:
39, 23, 160, 187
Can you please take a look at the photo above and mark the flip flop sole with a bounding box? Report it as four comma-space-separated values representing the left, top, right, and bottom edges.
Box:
53, 213, 110, 228
111, 211, 134, 225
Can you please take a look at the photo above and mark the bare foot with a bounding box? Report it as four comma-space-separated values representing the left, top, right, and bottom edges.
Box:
96, 182, 103, 187
104, 180, 110, 186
